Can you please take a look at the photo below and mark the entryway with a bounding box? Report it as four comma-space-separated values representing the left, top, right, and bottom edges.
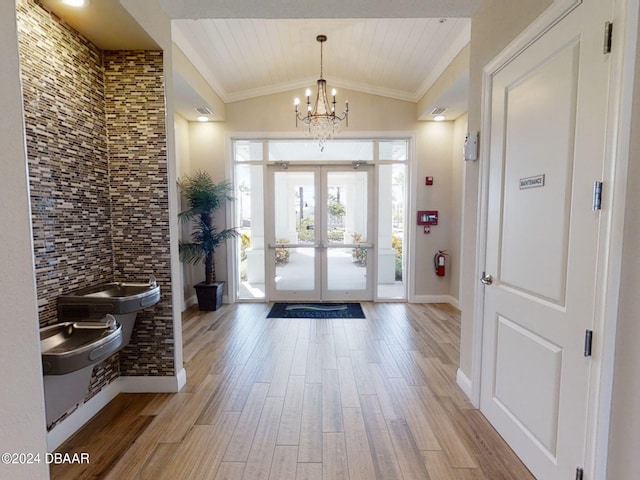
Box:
266, 164, 373, 301
233, 139, 408, 303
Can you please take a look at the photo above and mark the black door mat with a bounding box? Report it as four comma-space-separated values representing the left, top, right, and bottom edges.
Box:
267, 302, 365, 319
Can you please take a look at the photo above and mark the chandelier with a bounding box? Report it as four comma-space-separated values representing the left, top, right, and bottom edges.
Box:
295, 35, 349, 151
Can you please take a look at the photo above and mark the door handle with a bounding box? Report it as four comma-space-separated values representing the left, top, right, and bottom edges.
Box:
480, 272, 493, 285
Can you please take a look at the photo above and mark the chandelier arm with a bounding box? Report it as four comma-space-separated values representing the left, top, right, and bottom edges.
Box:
293, 34, 348, 150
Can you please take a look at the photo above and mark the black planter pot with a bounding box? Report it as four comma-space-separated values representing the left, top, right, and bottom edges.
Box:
194, 281, 224, 311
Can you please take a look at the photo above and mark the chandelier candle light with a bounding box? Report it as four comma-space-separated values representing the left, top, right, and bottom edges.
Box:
295, 35, 349, 151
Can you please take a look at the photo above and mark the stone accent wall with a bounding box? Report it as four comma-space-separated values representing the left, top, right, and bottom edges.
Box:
17, 0, 175, 426
104, 51, 174, 376
17, 0, 112, 327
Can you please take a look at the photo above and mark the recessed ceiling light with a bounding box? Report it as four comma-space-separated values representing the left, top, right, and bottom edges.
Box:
197, 116, 209, 122
61, 0, 89, 7
434, 115, 446, 122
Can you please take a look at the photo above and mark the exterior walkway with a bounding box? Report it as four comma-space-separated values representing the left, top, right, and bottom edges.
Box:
240, 248, 404, 299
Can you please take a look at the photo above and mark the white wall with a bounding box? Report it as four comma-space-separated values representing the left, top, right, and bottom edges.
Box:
0, 3, 49, 479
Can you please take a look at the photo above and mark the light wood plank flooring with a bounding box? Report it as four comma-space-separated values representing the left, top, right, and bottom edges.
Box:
50, 303, 535, 479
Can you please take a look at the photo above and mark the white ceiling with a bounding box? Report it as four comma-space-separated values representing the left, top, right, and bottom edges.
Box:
173, 18, 471, 103
159, 0, 480, 20
40, 0, 159, 50
38, 0, 477, 121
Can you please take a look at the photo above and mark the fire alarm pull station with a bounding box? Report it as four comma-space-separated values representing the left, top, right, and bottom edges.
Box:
425, 176, 434, 185
417, 211, 438, 226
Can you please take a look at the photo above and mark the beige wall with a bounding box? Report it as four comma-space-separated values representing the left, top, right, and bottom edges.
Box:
173, 45, 226, 120
417, 44, 470, 120
183, 120, 229, 297
225, 88, 416, 132
458, 0, 553, 375
175, 115, 191, 179
414, 121, 454, 297
174, 114, 198, 308
607, 3, 640, 476
449, 113, 467, 303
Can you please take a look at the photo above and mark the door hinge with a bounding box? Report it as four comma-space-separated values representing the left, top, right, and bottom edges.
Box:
576, 466, 584, 480
593, 181, 603, 211
604, 22, 613, 54
584, 330, 593, 357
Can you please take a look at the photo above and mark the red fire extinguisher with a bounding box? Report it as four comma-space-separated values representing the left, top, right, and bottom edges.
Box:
434, 250, 447, 277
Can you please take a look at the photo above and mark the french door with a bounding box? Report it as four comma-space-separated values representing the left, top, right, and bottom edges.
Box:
265, 164, 374, 301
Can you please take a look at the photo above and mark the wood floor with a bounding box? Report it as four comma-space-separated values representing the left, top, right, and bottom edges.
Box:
51, 303, 535, 480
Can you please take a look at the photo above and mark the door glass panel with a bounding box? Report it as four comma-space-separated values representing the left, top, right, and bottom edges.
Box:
236, 164, 265, 299
377, 164, 406, 299
234, 140, 263, 161
379, 140, 408, 161
327, 247, 367, 291
326, 171, 367, 243
269, 140, 373, 161
326, 171, 368, 292
275, 247, 315, 291
274, 171, 316, 291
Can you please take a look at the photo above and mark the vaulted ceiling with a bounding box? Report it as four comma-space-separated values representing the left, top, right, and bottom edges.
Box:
39, 0, 479, 121
172, 18, 470, 103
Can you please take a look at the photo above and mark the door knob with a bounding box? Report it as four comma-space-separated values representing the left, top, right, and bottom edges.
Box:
480, 273, 493, 285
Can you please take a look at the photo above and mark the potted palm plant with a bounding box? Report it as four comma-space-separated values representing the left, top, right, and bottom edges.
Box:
178, 171, 239, 311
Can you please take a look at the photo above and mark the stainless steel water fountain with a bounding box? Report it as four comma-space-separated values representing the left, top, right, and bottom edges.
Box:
57, 274, 160, 347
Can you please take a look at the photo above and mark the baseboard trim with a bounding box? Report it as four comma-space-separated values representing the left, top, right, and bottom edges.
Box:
47, 369, 187, 450
119, 370, 187, 393
411, 294, 458, 306
185, 294, 198, 309
456, 368, 473, 402
46, 380, 121, 451
176, 367, 187, 391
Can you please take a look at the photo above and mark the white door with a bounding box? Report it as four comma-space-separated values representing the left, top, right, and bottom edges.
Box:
266, 164, 374, 301
480, 0, 613, 478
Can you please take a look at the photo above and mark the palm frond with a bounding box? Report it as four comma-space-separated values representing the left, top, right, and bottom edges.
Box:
178, 242, 206, 265
178, 172, 235, 223
177, 170, 239, 278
